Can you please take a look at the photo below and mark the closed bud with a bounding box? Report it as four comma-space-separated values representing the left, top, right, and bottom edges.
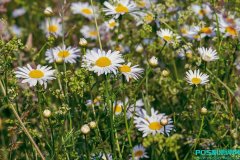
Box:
149, 56, 158, 67
44, 7, 53, 16
200, 107, 208, 115
79, 38, 87, 46
160, 118, 168, 126
43, 109, 51, 118
89, 121, 97, 129
135, 44, 143, 53
162, 70, 169, 77
118, 34, 124, 40
81, 124, 90, 134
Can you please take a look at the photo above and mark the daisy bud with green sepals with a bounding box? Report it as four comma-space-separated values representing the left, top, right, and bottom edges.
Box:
43, 109, 51, 118
81, 124, 90, 134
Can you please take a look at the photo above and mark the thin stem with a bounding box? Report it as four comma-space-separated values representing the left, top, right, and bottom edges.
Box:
90, 0, 102, 50
174, 151, 180, 160
105, 76, 116, 158
193, 116, 205, 151
84, 135, 90, 160
10, 104, 45, 160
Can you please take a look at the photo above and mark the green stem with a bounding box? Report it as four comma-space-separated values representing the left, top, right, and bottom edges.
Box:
90, 0, 102, 50
193, 116, 205, 151
10, 103, 45, 160
105, 76, 116, 158
84, 135, 90, 160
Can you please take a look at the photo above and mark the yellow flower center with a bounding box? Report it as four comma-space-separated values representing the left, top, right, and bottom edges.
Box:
58, 50, 70, 58
191, 77, 202, 85
114, 105, 122, 113
163, 36, 171, 41
199, 9, 206, 16
115, 4, 129, 13
201, 27, 212, 34
135, 150, 144, 157
81, 8, 92, 15
144, 14, 154, 23
148, 122, 162, 130
93, 97, 101, 104
29, 70, 44, 78
95, 57, 112, 67
226, 27, 237, 36
194, 35, 200, 39
119, 65, 131, 73
48, 25, 58, 33
109, 21, 116, 28
89, 31, 98, 37
181, 28, 187, 34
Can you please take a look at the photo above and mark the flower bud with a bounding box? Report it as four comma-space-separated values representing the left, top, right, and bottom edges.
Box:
118, 34, 124, 40
186, 50, 192, 59
79, 38, 87, 46
149, 56, 158, 67
200, 107, 208, 115
44, 7, 53, 16
81, 124, 90, 134
43, 109, 51, 118
135, 44, 143, 53
162, 70, 169, 77
89, 121, 97, 129
160, 118, 168, 126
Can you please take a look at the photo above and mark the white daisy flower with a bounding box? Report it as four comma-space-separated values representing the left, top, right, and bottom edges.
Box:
45, 45, 80, 63
186, 69, 209, 85
70, 2, 97, 19
198, 47, 219, 62
218, 16, 239, 37
42, 18, 62, 37
82, 49, 124, 76
114, 101, 123, 115
191, 4, 212, 19
197, 26, 215, 38
134, 108, 174, 137
91, 153, 112, 160
15, 64, 55, 88
133, 12, 154, 26
119, 63, 144, 82
12, 7, 26, 18
157, 28, 180, 43
103, 0, 137, 19
80, 25, 98, 40
130, 144, 149, 160
105, 19, 119, 31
